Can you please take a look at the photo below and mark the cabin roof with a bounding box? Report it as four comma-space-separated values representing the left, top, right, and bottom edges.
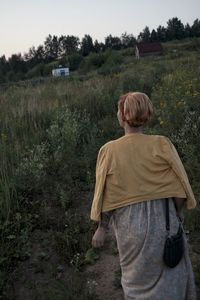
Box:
136, 42, 163, 53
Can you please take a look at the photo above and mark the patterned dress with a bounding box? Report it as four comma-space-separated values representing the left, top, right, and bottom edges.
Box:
111, 198, 196, 300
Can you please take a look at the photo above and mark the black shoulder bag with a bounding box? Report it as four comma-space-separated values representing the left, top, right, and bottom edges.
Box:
163, 198, 184, 268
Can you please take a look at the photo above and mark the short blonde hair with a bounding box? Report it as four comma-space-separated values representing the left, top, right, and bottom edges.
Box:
118, 92, 153, 127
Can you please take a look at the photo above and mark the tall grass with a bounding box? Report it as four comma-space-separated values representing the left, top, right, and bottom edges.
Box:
0, 41, 200, 296
0, 46, 200, 228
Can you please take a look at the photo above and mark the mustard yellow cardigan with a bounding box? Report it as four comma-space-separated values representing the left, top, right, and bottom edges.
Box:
91, 134, 196, 221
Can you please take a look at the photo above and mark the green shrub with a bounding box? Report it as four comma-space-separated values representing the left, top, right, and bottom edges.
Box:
26, 63, 45, 78
15, 143, 48, 195
152, 65, 200, 209
68, 53, 83, 70
152, 67, 200, 134
86, 52, 107, 69
98, 50, 124, 75
43, 61, 60, 76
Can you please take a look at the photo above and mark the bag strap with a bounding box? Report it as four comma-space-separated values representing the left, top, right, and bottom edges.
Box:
165, 198, 170, 232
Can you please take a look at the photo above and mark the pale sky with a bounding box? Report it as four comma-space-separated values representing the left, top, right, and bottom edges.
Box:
0, 0, 199, 58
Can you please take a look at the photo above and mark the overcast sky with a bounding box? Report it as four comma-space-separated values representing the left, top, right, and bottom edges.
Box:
0, 0, 199, 58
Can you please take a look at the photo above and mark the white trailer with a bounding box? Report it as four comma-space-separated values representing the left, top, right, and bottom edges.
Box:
52, 67, 69, 77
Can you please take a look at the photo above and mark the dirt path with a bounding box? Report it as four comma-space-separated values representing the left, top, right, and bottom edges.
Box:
85, 228, 124, 300
4, 191, 200, 299
5, 228, 123, 300
5, 227, 200, 300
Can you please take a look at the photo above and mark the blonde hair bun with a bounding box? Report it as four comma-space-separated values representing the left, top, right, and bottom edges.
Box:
118, 92, 153, 127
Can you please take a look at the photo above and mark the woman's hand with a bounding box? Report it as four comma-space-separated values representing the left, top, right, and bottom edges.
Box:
173, 197, 186, 223
92, 226, 107, 248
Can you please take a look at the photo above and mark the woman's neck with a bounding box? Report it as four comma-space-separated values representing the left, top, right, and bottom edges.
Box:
124, 124, 143, 135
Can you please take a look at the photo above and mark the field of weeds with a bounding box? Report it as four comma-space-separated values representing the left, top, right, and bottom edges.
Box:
0, 39, 200, 298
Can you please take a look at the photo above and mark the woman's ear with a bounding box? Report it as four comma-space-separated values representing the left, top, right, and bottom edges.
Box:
117, 109, 125, 127
122, 113, 126, 122
121, 110, 126, 122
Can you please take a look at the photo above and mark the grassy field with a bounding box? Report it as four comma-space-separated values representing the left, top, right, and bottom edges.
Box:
0, 38, 200, 298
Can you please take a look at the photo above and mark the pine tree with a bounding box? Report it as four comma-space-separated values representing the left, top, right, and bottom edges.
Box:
81, 35, 94, 56
138, 26, 151, 43
166, 17, 185, 40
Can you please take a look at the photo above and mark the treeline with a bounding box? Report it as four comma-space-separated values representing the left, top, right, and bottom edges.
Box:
0, 17, 200, 83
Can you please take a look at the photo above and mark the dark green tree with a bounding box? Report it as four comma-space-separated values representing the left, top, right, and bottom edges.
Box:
8, 53, 26, 74
24, 45, 46, 68
105, 35, 122, 50
5, 53, 27, 81
156, 26, 167, 42
184, 23, 192, 38
68, 53, 83, 70
0, 55, 9, 73
93, 40, 105, 52
59, 35, 80, 56
150, 29, 158, 42
24, 46, 36, 62
80, 34, 94, 56
44, 34, 61, 61
138, 26, 151, 42
166, 17, 185, 40
121, 32, 136, 48
35, 45, 46, 63
191, 19, 200, 37
24, 47, 35, 70
0, 55, 9, 83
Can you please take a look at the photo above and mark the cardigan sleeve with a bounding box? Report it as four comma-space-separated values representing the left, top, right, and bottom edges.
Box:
90, 145, 109, 221
162, 137, 196, 209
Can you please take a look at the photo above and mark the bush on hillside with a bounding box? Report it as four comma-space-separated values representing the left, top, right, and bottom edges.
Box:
26, 63, 45, 78
68, 53, 83, 71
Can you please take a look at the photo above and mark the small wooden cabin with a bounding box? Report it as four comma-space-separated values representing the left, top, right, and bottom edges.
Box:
135, 42, 163, 59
